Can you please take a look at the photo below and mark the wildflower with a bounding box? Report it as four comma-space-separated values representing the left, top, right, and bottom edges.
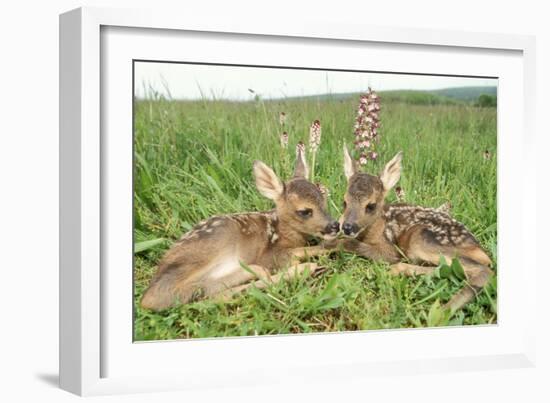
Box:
280, 131, 289, 148
309, 120, 321, 153
296, 141, 305, 156
395, 186, 405, 201
357, 140, 370, 149
279, 112, 287, 126
353, 88, 381, 164
308, 120, 321, 182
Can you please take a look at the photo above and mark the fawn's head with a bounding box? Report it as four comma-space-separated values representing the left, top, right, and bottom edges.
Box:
253, 149, 339, 240
341, 146, 402, 237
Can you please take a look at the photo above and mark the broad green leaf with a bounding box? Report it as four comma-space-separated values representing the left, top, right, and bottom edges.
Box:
439, 265, 452, 279
427, 299, 451, 327
427, 300, 443, 327
437, 255, 451, 278
134, 238, 167, 254
318, 297, 345, 311
433, 266, 441, 278
450, 258, 466, 280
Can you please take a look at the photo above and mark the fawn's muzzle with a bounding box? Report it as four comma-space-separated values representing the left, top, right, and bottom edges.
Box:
321, 221, 340, 235
342, 222, 359, 236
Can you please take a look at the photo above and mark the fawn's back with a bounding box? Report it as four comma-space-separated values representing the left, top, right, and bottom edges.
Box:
158, 210, 284, 281
383, 204, 477, 247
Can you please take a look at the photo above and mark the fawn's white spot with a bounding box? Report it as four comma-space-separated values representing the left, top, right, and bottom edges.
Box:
266, 214, 279, 244
180, 231, 199, 241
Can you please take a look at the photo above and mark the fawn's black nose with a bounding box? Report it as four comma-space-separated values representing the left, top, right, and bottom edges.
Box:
342, 222, 358, 236
322, 221, 340, 234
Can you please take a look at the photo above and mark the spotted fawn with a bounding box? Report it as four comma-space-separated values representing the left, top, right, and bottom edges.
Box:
141, 149, 339, 311
338, 146, 493, 312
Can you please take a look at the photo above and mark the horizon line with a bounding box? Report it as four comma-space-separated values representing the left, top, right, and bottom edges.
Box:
133, 85, 497, 102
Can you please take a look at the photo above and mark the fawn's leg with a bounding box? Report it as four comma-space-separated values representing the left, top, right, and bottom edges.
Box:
389, 262, 437, 276
395, 225, 493, 313
216, 262, 320, 300
340, 238, 402, 263
408, 250, 493, 312
289, 245, 333, 264
443, 261, 492, 312
390, 259, 491, 313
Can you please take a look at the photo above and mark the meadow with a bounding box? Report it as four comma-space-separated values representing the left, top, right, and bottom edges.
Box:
133, 90, 497, 341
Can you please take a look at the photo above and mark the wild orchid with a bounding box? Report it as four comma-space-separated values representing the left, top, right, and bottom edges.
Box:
353, 88, 381, 165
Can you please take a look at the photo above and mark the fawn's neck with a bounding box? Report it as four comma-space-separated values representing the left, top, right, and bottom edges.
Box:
357, 215, 387, 244
273, 215, 309, 249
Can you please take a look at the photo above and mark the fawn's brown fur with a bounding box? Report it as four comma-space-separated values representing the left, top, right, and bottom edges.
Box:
141, 150, 339, 311
338, 147, 493, 312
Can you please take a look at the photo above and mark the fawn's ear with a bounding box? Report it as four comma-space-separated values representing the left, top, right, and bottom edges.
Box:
343, 145, 357, 181
380, 151, 403, 191
254, 160, 284, 201
293, 148, 309, 179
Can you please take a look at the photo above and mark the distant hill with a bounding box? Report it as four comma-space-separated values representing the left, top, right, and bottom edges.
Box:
431, 86, 497, 101
377, 90, 461, 105
269, 86, 497, 106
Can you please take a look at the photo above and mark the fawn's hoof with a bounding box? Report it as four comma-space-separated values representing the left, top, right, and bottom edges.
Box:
389, 263, 407, 276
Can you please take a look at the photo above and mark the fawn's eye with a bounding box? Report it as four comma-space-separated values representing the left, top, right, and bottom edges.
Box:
342, 201, 347, 210
296, 208, 313, 218
365, 203, 377, 213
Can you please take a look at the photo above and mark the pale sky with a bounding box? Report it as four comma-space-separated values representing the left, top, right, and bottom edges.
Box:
134, 61, 497, 101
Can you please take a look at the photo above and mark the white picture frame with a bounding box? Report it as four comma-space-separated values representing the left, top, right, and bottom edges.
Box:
59, 6, 537, 396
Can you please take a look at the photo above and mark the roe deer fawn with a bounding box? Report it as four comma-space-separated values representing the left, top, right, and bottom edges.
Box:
338, 146, 493, 313
141, 149, 339, 311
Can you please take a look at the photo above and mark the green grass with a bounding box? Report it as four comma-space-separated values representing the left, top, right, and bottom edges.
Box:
133, 91, 497, 341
